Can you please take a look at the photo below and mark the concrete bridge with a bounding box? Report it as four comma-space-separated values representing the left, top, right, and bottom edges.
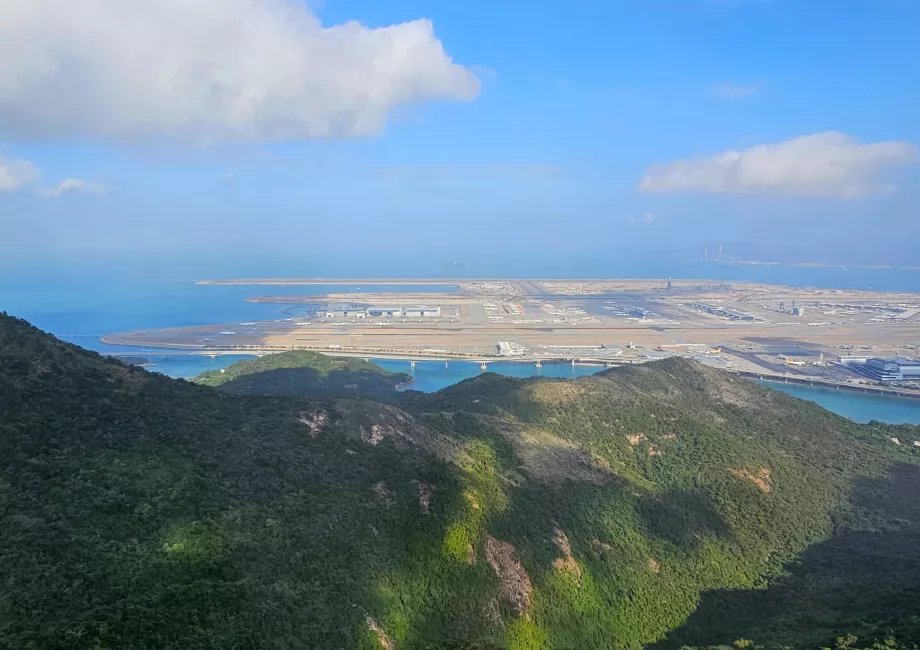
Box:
729, 369, 920, 401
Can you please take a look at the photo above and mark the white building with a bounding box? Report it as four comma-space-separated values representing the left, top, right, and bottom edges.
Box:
497, 341, 527, 357
404, 306, 441, 318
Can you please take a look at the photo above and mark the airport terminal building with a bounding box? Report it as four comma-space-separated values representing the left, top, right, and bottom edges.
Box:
847, 357, 920, 382
324, 304, 441, 319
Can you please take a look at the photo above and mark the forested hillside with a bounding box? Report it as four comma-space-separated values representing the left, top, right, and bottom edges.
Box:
1, 312, 918, 650
193, 349, 411, 399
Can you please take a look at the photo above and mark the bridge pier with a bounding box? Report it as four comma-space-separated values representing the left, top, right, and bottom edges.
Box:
535, 360, 542, 368
410, 360, 416, 368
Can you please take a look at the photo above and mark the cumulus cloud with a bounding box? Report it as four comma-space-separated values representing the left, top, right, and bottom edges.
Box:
639, 132, 919, 198
0, 155, 39, 192
712, 82, 760, 100
37, 178, 109, 198
0, 154, 103, 198
0, 0, 481, 144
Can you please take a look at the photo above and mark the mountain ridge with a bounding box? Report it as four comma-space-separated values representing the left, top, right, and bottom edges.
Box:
1, 312, 918, 649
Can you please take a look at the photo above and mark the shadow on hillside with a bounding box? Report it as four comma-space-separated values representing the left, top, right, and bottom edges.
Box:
639, 489, 732, 550
650, 463, 920, 649
216, 367, 405, 400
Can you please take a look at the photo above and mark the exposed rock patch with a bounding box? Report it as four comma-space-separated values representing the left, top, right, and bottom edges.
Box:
647, 557, 661, 574
485, 535, 533, 615
366, 617, 395, 650
413, 481, 435, 514
551, 527, 581, 579
626, 433, 646, 447
352, 405, 426, 447
591, 539, 613, 552
729, 467, 773, 493
297, 410, 327, 437
362, 424, 388, 446
372, 481, 393, 506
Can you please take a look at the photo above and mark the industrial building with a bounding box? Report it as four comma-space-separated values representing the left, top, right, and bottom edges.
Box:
404, 306, 441, 318
366, 306, 404, 318
323, 304, 441, 319
497, 341, 528, 357
687, 302, 760, 322
847, 357, 920, 382
324, 303, 365, 318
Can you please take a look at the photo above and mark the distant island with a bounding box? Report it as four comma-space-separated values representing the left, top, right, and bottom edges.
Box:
193, 350, 412, 399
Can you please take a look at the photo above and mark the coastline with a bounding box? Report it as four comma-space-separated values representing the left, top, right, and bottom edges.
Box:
96, 344, 920, 402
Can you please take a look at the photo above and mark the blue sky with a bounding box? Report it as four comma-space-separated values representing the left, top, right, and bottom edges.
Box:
1, 0, 918, 271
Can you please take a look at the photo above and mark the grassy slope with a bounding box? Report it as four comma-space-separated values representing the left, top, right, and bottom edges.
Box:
1, 313, 919, 649
192, 350, 412, 399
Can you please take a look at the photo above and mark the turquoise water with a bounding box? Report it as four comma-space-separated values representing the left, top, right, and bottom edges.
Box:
759, 382, 920, 425
2, 265, 919, 423
373, 359, 605, 393
124, 354, 259, 380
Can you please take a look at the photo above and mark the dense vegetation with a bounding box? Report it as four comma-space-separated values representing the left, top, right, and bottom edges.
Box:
111, 355, 152, 366
193, 350, 412, 399
1, 312, 918, 649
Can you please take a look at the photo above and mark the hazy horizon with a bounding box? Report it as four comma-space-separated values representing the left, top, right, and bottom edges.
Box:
2, 0, 919, 268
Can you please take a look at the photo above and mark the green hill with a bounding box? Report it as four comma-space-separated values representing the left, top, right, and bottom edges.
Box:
1, 311, 919, 650
192, 350, 412, 399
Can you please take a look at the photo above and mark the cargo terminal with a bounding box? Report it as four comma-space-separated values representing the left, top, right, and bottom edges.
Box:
324, 303, 441, 319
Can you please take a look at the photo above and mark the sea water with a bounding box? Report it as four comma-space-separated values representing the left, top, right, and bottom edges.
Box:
2, 264, 919, 422
373, 359, 605, 393
758, 382, 920, 425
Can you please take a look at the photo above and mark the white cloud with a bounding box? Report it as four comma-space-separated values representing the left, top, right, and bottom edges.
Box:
0, 155, 39, 192
641, 212, 655, 223
712, 82, 761, 100
0, 0, 481, 144
37, 178, 109, 198
0, 154, 104, 198
639, 132, 919, 198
